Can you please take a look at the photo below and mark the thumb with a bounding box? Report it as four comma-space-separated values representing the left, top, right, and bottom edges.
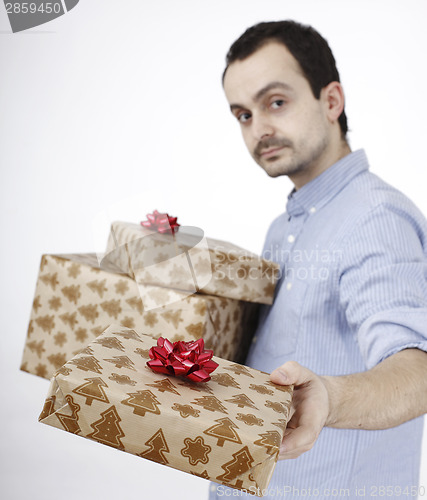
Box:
270, 360, 304, 386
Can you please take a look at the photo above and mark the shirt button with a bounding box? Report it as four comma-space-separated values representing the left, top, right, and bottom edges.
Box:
309, 206, 316, 214
287, 234, 295, 243
286, 282, 292, 291
252, 336, 257, 344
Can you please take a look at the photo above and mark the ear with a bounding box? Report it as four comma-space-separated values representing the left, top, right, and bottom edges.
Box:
321, 81, 345, 124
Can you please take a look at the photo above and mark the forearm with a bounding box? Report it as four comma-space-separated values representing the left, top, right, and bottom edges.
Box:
321, 348, 427, 430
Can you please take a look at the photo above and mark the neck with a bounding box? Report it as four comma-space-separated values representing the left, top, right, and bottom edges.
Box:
290, 139, 351, 190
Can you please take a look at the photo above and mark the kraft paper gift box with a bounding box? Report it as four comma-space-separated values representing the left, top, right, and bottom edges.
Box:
21, 253, 250, 380
39, 325, 292, 496
103, 221, 280, 305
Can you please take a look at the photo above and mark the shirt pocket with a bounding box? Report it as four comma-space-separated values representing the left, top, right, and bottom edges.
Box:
262, 277, 308, 358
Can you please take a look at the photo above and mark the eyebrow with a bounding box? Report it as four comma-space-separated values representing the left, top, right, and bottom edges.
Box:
229, 81, 293, 112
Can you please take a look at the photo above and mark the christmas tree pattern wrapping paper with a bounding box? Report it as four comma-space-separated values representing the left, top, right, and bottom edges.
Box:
21, 254, 249, 380
104, 221, 280, 305
39, 325, 293, 497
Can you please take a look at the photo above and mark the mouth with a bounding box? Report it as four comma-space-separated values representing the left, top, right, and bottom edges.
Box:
260, 147, 285, 159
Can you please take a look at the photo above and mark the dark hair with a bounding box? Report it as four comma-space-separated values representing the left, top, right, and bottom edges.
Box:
223, 20, 348, 137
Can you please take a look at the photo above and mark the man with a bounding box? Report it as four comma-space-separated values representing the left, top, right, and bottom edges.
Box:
209, 20, 427, 499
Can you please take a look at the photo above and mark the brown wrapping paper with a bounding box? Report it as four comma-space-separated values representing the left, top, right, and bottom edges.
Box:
104, 221, 280, 305
21, 254, 250, 380
39, 325, 292, 496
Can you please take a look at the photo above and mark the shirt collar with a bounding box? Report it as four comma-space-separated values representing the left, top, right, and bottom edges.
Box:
286, 149, 369, 217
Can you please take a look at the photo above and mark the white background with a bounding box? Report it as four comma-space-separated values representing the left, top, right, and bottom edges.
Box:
1, 1, 426, 499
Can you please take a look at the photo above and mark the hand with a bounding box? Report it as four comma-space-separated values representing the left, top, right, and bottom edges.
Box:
270, 361, 330, 459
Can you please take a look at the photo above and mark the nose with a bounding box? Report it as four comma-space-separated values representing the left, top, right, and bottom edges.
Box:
252, 113, 275, 141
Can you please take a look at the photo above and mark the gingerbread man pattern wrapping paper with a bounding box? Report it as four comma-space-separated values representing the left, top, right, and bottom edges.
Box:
39, 325, 293, 496
21, 254, 249, 380
105, 221, 280, 305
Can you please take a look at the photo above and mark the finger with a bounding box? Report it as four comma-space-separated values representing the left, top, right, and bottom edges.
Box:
278, 402, 326, 460
270, 360, 313, 386
278, 424, 319, 460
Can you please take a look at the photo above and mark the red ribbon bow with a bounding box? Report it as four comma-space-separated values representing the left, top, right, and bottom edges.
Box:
140, 210, 180, 234
146, 337, 219, 382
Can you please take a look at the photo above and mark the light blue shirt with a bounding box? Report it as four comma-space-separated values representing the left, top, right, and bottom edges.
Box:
209, 150, 427, 499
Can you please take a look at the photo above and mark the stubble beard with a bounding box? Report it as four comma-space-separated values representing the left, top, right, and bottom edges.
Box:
253, 135, 329, 179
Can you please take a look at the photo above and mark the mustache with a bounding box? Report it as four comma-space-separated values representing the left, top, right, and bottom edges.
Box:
254, 138, 293, 157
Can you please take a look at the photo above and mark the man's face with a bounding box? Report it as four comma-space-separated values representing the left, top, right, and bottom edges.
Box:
223, 42, 333, 187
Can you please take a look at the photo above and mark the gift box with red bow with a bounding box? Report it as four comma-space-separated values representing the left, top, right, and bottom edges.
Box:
104, 211, 279, 305
21, 253, 250, 380
39, 325, 292, 496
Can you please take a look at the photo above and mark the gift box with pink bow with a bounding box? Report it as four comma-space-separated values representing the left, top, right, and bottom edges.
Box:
104, 211, 280, 305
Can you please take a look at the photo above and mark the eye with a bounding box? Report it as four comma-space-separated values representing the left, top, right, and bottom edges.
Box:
270, 99, 285, 110
236, 112, 251, 124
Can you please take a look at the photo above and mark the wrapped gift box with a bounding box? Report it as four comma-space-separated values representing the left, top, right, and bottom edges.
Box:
21, 254, 250, 380
39, 325, 292, 496
104, 221, 279, 305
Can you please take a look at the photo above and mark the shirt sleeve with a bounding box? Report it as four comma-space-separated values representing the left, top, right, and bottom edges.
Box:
338, 203, 427, 369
